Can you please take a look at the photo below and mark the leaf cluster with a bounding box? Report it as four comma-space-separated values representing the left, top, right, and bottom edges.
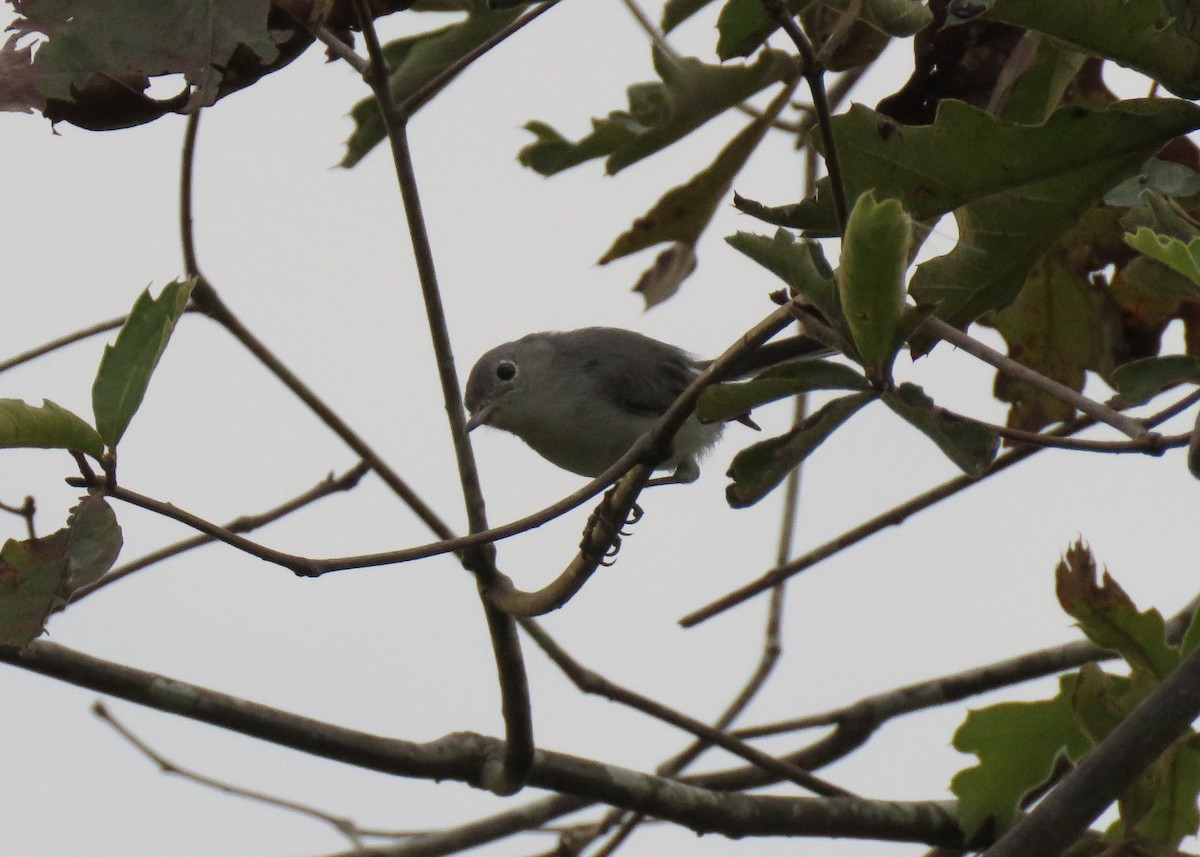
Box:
951, 542, 1200, 853
0, 279, 193, 646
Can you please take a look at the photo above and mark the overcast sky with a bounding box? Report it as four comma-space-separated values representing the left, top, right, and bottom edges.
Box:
2, 4, 1198, 856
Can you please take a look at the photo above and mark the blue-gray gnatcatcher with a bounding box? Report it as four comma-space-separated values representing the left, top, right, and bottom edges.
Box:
464, 327, 825, 484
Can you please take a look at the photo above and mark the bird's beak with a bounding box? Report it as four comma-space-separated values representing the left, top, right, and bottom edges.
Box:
465, 402, 494, 432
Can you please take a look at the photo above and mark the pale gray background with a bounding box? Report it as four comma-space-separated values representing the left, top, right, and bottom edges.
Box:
1, 4, 1196, 855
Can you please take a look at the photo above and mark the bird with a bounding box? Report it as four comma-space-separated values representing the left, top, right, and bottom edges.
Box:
463, 327, 826, 484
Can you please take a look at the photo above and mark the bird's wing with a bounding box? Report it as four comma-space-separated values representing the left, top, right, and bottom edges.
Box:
560, 329, 698, 418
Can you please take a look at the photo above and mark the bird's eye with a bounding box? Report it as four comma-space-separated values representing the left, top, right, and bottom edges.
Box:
495, 360, 518, 382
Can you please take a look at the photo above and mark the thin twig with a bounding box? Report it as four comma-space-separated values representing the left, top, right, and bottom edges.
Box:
321, 795, 595, 857
348, 0, 533, 793
933, 405, 1185, 454
813, 0, 863, 67
89, 483, 322, 576
0, 315, 132, 375
0, 495, 36, 539
923, 316, 1151, 440
181, 111, 200, 275
738, 639, 1111, 741
398, 1, 565, 117
682, 382, 1200, 626
93, 701, 376, 851
680, 419, 1095, 626
311, 24, 370, 74
68, 462, 370, 603
762, 0, 848, 232
519, 618, 851, 798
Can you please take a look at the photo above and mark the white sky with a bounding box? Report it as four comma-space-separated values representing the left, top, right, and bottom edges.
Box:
2, 4, 1198, 856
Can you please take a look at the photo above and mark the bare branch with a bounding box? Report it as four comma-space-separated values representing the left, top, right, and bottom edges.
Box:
69, 462, 370, 603
0, 640, 967, 847
399, 2, 565, 117
0, 315, 132, 375
93, 701, 377, 850
520, 618, 850, 797
762, 0, 848, 232
348, 0, 532, 793
922, 316, 1151, 440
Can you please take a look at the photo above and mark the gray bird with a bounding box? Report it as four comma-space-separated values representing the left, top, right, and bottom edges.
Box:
464, 327, 825, 484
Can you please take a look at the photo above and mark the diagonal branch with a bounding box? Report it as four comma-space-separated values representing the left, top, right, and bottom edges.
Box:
922, 316, 1151, 441
519, 618, 850, 797
983, 640, 1200, 857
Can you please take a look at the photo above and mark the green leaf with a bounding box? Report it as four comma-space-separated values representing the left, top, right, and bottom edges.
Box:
1106, 160, 1200, 208
1135, 735, 1200, 847
1126, 227, 1200, 287
0, 496, 122, 648
882, 383, 999, 477
1113, 734, 1200, 850
725, 392, 874, 507
0, 399, 104, 460
662, 0, 720, 32
715, 0, 928, 60
598, 83, 794, 304
1123, 191, 1200, 243
838, 191, 911, 383
1111, 355, 1200, 407
983, 0, 1200, 100
517, 47, 796, 176
952, 673, 1092, 836
698, 360, 870, 423
991, 34, 1086, 125
92, 279, 195, 449
64, 494, 123, 594
725, 229, 847, 340
715, 0, 811, 60
1070, 662, 1139, 746
0, 529, 69, 648
341, 9, 522, 168
736, 99, 1200, 329
1055, 541, 1179, 681
630, 243, 698, 309
983, 207, 1126, 432
1181, 605, 1200, 655
759, 100, 1200, 236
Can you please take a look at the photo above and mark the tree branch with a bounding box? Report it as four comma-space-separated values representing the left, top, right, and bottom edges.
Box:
762, 0, 848, 232
348, 0, 532, 792
519, 618, 849, 797
0, 640, 967, 847
922, 316, 1151, 441
69, 463, 370, 603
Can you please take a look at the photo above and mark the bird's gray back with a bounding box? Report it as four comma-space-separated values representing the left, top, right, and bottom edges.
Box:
539, 328, 700, 418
